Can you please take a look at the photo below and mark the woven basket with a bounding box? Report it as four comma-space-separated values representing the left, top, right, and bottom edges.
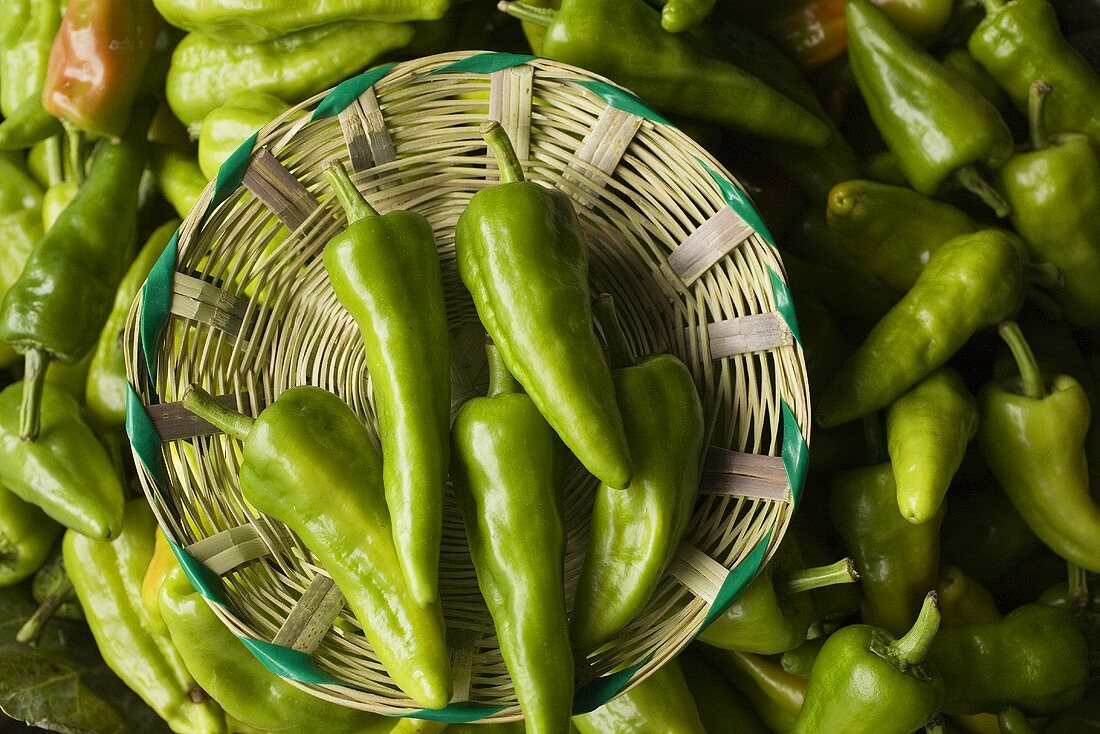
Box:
123, 50, 811, 723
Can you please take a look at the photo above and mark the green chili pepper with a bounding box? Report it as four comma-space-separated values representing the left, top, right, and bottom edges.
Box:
0, 483, 59, 586
501, 0, 832, 146
780, 636, 829, 678
792, 593, 944, 734
456, 122, 631, 490
154, 0, 449, 43
165, 22, 414, 125
929, 604, 1088, 715
450, 342, 572, 734
940, 49, 1012, 109
141, 529, 174, 636
571, 295, 703, 650
997, 708, 1038, 734
0, 381, 124, 539
698, 541, 859, 654
999, 82, 1100, 328
824, 180, 984, 293
0, 95, 62, 151
700, 647, 806, 733
830, 463, 942, 637
86, 218, 179, 431
936, 565, 1000, 628
859, 150, 910, 187
573, 659, 707, 734
0, 0, 63, 148
40, 179, 77, 230
156, 552, 393, 733
978, 321, 1100, 572
17, 545, 81, 644
0, 106, 148, 441
660, 0, 718, 32
782, 253, 896, 344
680, 648, 771, 734
182, 384, 452, 709
1038, 564, 1100, 651
197, 92, 288, 180
0, 154, 43, 368
846, 0, 1014, 214
323, 159, 449, 608
152, 146, 206, 219
968, 0, 1100, 146
886, 367, 978, 524
64, 499, 227, 733
818, 230, 1028, 428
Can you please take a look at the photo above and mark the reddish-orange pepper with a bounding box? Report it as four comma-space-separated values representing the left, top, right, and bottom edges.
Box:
766, 0, 848, 69
41, 0, 161, 138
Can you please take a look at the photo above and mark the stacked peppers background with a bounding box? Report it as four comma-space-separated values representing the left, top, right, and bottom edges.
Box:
1, 0, 1099, 731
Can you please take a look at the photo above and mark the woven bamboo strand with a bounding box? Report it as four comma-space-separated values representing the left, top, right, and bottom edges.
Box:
488, 65, 534, 162
666, 543, 729, 604
668, 206, 755, 285
564, 105, 644, 206
241, 147, 320, 231
272, 573, 346, 654
707, 312, 794, 358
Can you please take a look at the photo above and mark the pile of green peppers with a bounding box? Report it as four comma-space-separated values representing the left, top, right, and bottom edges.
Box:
3, 0, 1100, 731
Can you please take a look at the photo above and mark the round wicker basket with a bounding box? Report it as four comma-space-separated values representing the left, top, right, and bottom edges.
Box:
123, 50, 811, 723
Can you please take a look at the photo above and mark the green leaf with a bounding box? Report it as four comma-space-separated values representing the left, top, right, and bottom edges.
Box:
0, 583, 170, 734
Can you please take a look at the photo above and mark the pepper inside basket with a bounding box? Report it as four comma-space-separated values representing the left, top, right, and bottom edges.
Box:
123, 50, 811, 723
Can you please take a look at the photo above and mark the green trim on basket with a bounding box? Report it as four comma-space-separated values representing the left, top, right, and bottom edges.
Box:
572, 660, 647, 715
139, 229, 179, 382
125, 383, 171, 506
781, 399, 809, 506
699, 530, 772, 630
166, 536, 236, 610
432, 52, 535, 75
210, 131, 259, 217
573, 80, 669, 125
697, 158, 775, 247
767, 266, 801, 344
407, 701, 505, 724
311, 63, 397, 121
239, 636, 345, 687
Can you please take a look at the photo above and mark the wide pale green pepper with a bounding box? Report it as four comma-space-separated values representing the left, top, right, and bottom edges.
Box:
570, 295, 703, 650
0, 381, 124, 539
0, 154, 43, 368
197, 92, 289, 180
153, 0, 450, 43
182, 384, 452, 709
0, 0, 63, 149
64, 499, 227, 734
0, 483, 60, 585
573, 659, 707, 734
166, 22, 415, 124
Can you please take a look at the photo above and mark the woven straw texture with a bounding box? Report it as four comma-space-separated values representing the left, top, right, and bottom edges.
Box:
123, 50, 811, 722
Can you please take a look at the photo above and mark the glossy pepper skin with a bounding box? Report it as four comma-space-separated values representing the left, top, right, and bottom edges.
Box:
940, 49, 1011, 109
571, 295, 703, 649
573, 659, 707, 734
929, 604, 1088, 715
886, 368, 978, 524
825, 180, 983, 293
0, 155, 43, 369
0, 483, 60, 585
1000, 82, 1100, 328
450, 342, 573, 734
969, 0, 1100, 146
323, 160, 449, 608
502, 0, 831, 146
978, 322, 1100, 572
701, 647, 806, 733
165, 22, 414, 125
64, 499, 227, 734
197, 92, 288, 180
818, 230, 1026, 427
182, 385, 452, 709
153, 0, 449, 42
831, 463, 942, 637
0, 0, 63, 150
680, 648, 771, 734
792, 593, 944, 734
456, 122, 631, 490
86, 219, 179, 430
0, 382, 124, 539
42, 0, 160, 138
846, 0, 1014, 213
698, 541, 859, 654
153, 146, 206, 219
141, 529, 174, 636
155, 556, 393, 733
0, 106, 147, 441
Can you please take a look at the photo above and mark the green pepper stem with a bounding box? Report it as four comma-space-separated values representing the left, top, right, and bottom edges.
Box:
774, 558, 860, 595
998, 321, 1045, 400
1067, 563, 1090, 609
924, 716, 946, 734
181, 385, 254, 442
497, 1, 557, 27
20, 350, 49, 442
44, 135, 64, 187
997, 706, 1037, 734
1024, 262, 1063, 289
485, 341, 520, 397
955, 166, 1011, 218
64, 122, 85, 185
480, 120, 525, 184
16, 574, 73, 646
1028, 81, 1052, 151
978, 0, 1005, 13
324, 160, 378, 223
888, 591, 940, 667
592, 294, 635, 370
